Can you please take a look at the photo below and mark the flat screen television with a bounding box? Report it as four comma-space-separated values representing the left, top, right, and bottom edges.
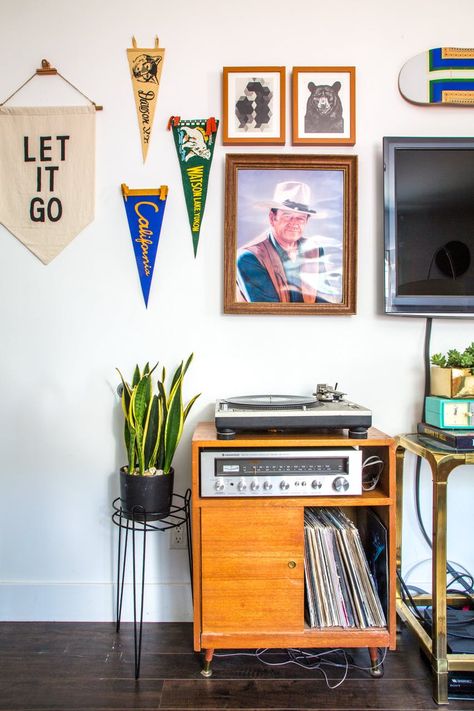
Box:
384, 136, 474, 317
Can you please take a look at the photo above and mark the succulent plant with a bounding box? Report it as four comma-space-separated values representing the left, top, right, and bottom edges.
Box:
431, 342, 474, 372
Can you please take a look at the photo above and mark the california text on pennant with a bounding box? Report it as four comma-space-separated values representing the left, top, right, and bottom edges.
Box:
121, 183, 168, 307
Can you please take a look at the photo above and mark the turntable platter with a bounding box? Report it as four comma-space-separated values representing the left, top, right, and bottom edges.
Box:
224, 394, 318, 410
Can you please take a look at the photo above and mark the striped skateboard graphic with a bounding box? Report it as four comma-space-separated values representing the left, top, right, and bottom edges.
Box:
399, 47, 474, 105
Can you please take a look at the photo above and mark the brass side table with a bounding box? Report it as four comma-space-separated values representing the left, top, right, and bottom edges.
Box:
396, 434, 474, 705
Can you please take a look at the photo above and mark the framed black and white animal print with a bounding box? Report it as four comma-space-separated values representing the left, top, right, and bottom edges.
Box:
223, 67, 286, 145
292, 67, 355, 146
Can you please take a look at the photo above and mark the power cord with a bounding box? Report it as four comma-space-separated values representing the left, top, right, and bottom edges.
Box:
362, 455, 384, 491
396, 569, 425, 623
214, 647, 387, 689
399, 557, 474, 629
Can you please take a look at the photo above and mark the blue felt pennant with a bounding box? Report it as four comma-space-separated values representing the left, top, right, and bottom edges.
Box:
121, 183, 168, 306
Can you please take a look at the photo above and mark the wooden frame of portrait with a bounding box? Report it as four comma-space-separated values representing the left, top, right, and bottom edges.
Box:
224, 153, 358, 315
292, 66, 356, 145
223, 67, 286, 145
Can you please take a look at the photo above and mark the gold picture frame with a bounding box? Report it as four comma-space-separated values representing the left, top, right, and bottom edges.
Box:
292, 66, 356, 145
224, 153, 358, 315
223, 66, 286, 145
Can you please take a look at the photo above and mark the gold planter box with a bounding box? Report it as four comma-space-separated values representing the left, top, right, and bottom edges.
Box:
430, 366, 474, 398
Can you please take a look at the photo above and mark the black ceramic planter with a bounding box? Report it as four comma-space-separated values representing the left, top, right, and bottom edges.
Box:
119, 467, 174, 521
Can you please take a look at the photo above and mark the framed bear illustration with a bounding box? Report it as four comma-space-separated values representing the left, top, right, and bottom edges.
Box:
292, 67, 356, 145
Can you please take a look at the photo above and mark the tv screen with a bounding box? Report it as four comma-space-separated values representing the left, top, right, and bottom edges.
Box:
384, 137, 474, 317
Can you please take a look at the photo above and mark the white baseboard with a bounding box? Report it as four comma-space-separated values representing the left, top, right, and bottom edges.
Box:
0, 582, 193, 622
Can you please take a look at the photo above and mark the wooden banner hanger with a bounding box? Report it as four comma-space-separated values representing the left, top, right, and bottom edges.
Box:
131, 36, 160, 49
0, 59, 103, 110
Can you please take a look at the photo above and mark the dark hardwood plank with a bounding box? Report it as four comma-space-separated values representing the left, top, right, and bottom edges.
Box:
0, 679, 164, 711
0, 622, 193, 655
0, 653, 201, 681
0, 642, 428, 682
0, 624, 428, 675
159, 678, 466, 710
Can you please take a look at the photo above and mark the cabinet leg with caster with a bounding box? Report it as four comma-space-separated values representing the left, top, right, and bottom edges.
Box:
201, 648, 214, 677
368, 647, 384, 678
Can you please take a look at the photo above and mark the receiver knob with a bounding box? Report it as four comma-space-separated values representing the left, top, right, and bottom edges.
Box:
237, 480, 247, 492
311, 480, 322, 489
280, 481, 290, 490
214, 479, 225, 492
250, 481, 260, 491
333, 476, 349, 492
263, 481, 272, 491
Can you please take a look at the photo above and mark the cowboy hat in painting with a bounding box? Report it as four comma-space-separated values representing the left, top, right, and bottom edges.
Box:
256, 181, 317, 216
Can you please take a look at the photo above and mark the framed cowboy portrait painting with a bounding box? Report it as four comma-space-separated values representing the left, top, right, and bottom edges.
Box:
222, 67, 286, 145
292, 66, 356, 145
224, 154, 358, 315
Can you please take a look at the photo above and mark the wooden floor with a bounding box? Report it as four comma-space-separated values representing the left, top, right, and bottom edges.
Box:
0, 622, 472, 710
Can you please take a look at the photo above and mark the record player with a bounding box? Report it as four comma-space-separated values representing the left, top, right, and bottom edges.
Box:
215, 384, 372, 440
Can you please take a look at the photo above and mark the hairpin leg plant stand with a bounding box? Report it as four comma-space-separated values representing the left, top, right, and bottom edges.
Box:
112, 490, 192, 679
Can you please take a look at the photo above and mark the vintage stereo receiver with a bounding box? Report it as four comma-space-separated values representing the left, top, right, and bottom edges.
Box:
200, 448, 362, 498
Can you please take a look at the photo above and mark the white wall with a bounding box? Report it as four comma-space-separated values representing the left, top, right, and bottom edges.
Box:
1, 0, 473, 620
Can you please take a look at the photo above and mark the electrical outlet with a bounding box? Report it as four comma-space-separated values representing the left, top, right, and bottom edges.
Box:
170, 524, 187, 549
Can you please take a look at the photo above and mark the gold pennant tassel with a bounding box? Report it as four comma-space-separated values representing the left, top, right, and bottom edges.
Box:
127, 36, 165, 162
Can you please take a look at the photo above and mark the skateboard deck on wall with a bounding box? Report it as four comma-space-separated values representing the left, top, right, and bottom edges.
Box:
399, 47, 474, 105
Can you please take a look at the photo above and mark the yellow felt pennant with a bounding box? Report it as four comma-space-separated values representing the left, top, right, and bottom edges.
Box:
127, 36, 165, 162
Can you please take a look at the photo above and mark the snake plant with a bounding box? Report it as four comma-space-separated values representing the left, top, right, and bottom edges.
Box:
117, 354, 200, 475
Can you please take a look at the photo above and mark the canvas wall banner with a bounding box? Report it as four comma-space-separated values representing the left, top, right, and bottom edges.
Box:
127, 36, 165, 162
121, 183, 168, 307
168, 116, 218, 257
0, 105, 95, 264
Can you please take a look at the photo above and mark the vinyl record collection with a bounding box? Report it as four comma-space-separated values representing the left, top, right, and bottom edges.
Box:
304, 507, 386, 628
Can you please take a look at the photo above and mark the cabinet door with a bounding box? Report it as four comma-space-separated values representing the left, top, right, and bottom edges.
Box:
201, 507, 304, 633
